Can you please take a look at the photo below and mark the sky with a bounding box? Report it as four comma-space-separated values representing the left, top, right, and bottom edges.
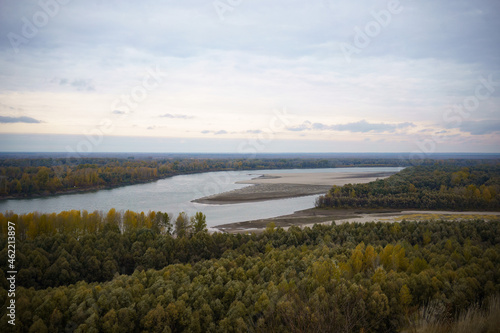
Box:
0, 0, 499, 154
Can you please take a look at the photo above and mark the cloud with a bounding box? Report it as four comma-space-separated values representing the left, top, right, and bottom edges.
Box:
159, 113, 194, 119
0, 116, 42, 124
327, 120, 415, 133
287, 120, 415, 133
0, 103, 19, 111
0, 1, 498, 153
287, 121, 312, 132
452, 120, 500, 135
56, 78, 95, 91
312, 123, 329, 130
202, 130, 228, 135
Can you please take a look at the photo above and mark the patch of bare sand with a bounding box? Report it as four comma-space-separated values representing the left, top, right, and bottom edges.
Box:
193, 183, 331, 204
237, 171, 396, 186
193, 171, 396, 204
214, 209, 500, 234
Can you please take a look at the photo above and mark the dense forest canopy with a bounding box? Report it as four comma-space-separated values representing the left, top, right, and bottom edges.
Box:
1, 209, 499, 332
316, 162, 500, 211
1, 159, 500, 332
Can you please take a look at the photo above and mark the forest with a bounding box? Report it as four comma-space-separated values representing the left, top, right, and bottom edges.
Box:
1, 208, 499, 332
0, 156, 410, 199
1, 159, 500, 332
316, 162, 500, 211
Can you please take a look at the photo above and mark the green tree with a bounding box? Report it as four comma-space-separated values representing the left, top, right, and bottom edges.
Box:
29, 318, 48, 333
191, 212, 207, 234
175, 212, 190, 238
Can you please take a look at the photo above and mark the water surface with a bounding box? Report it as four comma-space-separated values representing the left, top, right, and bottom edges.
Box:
0, 167, 403, 227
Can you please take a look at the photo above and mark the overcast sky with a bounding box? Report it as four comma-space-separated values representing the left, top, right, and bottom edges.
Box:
0, 0, 499, 153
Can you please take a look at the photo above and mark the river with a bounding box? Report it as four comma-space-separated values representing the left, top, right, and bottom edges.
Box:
0, 167, 403, 227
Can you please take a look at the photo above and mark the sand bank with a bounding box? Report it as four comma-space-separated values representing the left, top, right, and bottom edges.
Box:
237, 171, 396, 186
214, 209, 500, 234
193, 171, 396, 204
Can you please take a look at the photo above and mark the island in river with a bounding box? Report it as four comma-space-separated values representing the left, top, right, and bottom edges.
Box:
192, 171, 396, 204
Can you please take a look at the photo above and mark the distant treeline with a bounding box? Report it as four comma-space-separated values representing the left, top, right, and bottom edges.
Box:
1, 209, 499, 332
316, 162, 500, 211
0, 157, 408, 198
1, 157, 498, 199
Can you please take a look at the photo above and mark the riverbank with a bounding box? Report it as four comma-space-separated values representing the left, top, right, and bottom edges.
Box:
0, 169, 397, 201
0, 168, 248, 201
0, 177, 164, 201
214, 208, 500, 233
193, 171, 396, 204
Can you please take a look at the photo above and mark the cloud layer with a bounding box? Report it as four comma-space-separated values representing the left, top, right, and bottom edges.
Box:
450, 120, 500, 135
0, 0, 499, 152
0, 116, 41, 124
288, 120, 415, 133
159, 113, 194, 119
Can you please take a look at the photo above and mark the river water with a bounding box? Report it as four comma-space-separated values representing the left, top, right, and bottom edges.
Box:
0, 167, 403, 227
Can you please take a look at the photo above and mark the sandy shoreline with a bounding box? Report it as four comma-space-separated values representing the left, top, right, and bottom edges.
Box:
214, 209, 500, 234
193, 183, 331, 204
193, 171, 396, 204
237, 171, 396, 186
196, 169, 499, 233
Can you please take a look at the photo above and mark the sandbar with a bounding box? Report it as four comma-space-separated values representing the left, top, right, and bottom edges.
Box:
193, 171, 396, 204
237, 171, 396, 186
214, 209, 500, 234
